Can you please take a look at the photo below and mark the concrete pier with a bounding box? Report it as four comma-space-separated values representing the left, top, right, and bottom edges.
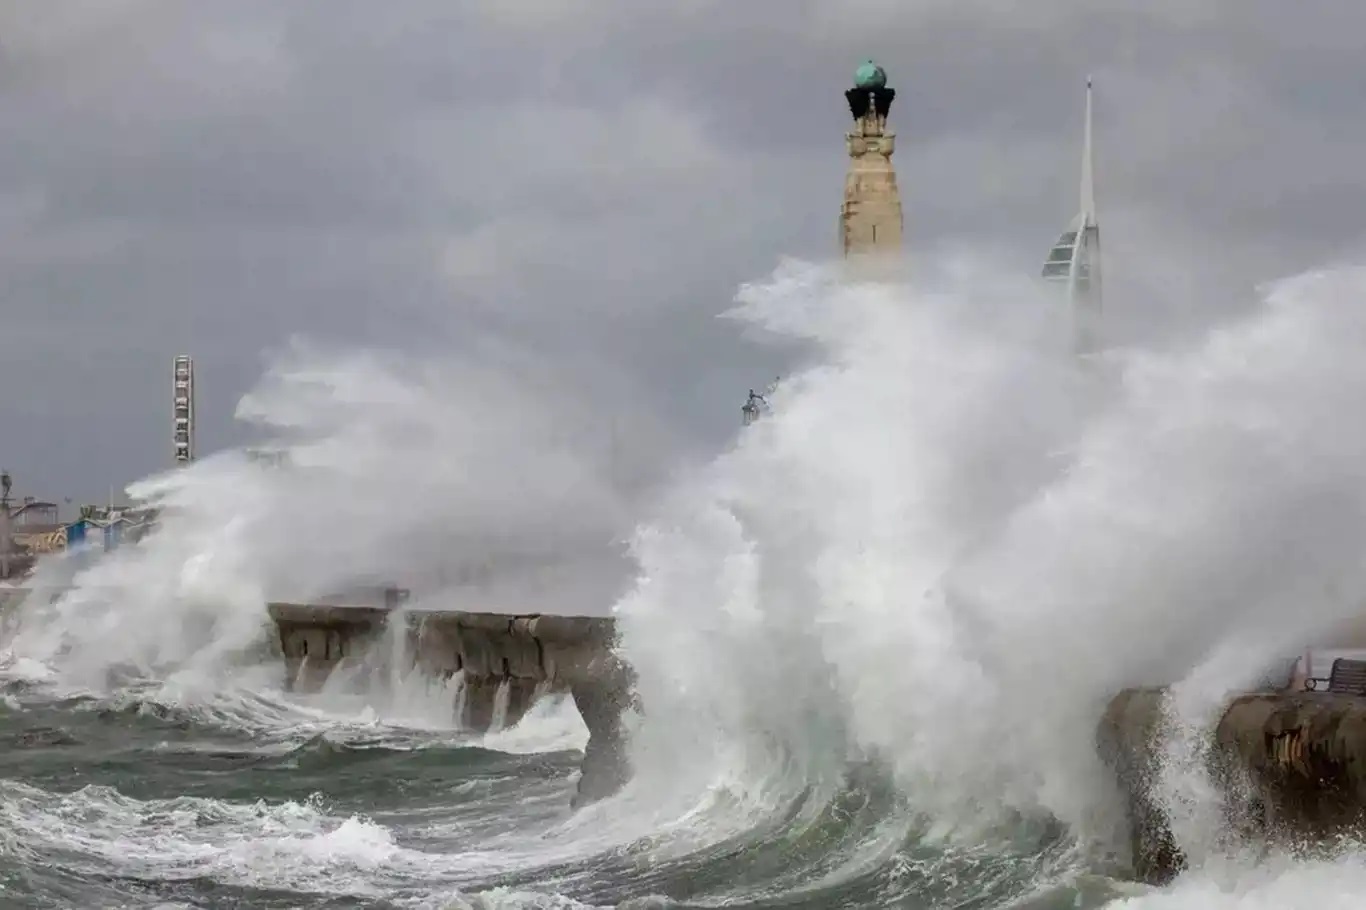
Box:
267, 603, 634, 805
1098, 686, 1366, 883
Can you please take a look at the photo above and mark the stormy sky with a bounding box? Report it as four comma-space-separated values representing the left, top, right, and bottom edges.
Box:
1, 1, 1363, 503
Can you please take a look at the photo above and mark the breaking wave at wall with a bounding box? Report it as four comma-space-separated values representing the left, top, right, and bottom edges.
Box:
612, 256, 1366, 903
4, 339, 651, 692
6, 256, 1366, 905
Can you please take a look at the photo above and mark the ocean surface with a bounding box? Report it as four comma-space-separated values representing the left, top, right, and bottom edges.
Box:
0, 669, 1105, 909
7, 258, 1366, 907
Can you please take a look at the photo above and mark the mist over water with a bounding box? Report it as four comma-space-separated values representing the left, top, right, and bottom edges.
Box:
615, 258, 1366, 902
4, 256, 1366, 906
7, 338, 655, 691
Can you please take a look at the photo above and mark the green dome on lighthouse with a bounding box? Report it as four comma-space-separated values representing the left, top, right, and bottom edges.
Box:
854, 59, 887, 90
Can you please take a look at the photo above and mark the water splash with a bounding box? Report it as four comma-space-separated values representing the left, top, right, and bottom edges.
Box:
3, 338, 653, 692
615, 257, 1366, 852
7, 254, 1366, 903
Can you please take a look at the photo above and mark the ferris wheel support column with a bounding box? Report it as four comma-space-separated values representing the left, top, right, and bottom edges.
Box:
173, 355, 195, 466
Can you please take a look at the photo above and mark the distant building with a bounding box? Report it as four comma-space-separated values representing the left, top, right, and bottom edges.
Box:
0, 482, 59, 578
0, 489, 159, 578
3, 498, 65, 565
8, 499, 59, 530
1041, 79, 1102, 356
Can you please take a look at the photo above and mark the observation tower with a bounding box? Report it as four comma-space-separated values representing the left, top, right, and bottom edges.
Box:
1041, 78, 1102, 355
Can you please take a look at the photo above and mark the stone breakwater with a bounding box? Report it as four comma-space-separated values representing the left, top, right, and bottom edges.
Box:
1097, 686, 1366, 884
267, 603, 635, 805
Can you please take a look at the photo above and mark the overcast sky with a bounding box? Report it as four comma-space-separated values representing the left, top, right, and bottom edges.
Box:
1, 1, 1363, 504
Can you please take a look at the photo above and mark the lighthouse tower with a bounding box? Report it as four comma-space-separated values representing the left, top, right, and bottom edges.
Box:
840, 60, 904, 258
741, 62, 906, 426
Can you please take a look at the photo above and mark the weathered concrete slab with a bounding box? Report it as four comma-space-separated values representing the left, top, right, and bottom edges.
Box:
1098, 686, 1366, 884
266, 602, 634, 805
1096, 687, 1185, 884
268, 602, 390, 628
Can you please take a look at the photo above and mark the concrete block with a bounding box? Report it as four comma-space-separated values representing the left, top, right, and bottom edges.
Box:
456, 627, 497, 678
455, 612, 517, 634
1099, 687, 1366, 884
412, 618, 463, 675
268, 601, 638, 804
528, 615, 614, 645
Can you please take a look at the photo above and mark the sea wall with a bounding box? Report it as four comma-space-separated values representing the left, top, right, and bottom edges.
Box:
267, 603, 634, 805
1098, 687, 1366, 883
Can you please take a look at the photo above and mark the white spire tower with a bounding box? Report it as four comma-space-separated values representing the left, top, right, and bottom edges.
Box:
1042, 77, 1102, 355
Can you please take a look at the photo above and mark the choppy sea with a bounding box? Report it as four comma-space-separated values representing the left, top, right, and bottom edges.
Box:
7, 258, 1366, 907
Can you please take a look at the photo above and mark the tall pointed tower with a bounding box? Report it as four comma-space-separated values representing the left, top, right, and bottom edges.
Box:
841, 60, 903, 258
1042, 78, 1102, 355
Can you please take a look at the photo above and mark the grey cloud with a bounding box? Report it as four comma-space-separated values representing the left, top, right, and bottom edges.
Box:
1, 0, 1363, 504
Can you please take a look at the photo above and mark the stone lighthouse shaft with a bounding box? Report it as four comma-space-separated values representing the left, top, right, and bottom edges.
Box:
840, 60, 904, 258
